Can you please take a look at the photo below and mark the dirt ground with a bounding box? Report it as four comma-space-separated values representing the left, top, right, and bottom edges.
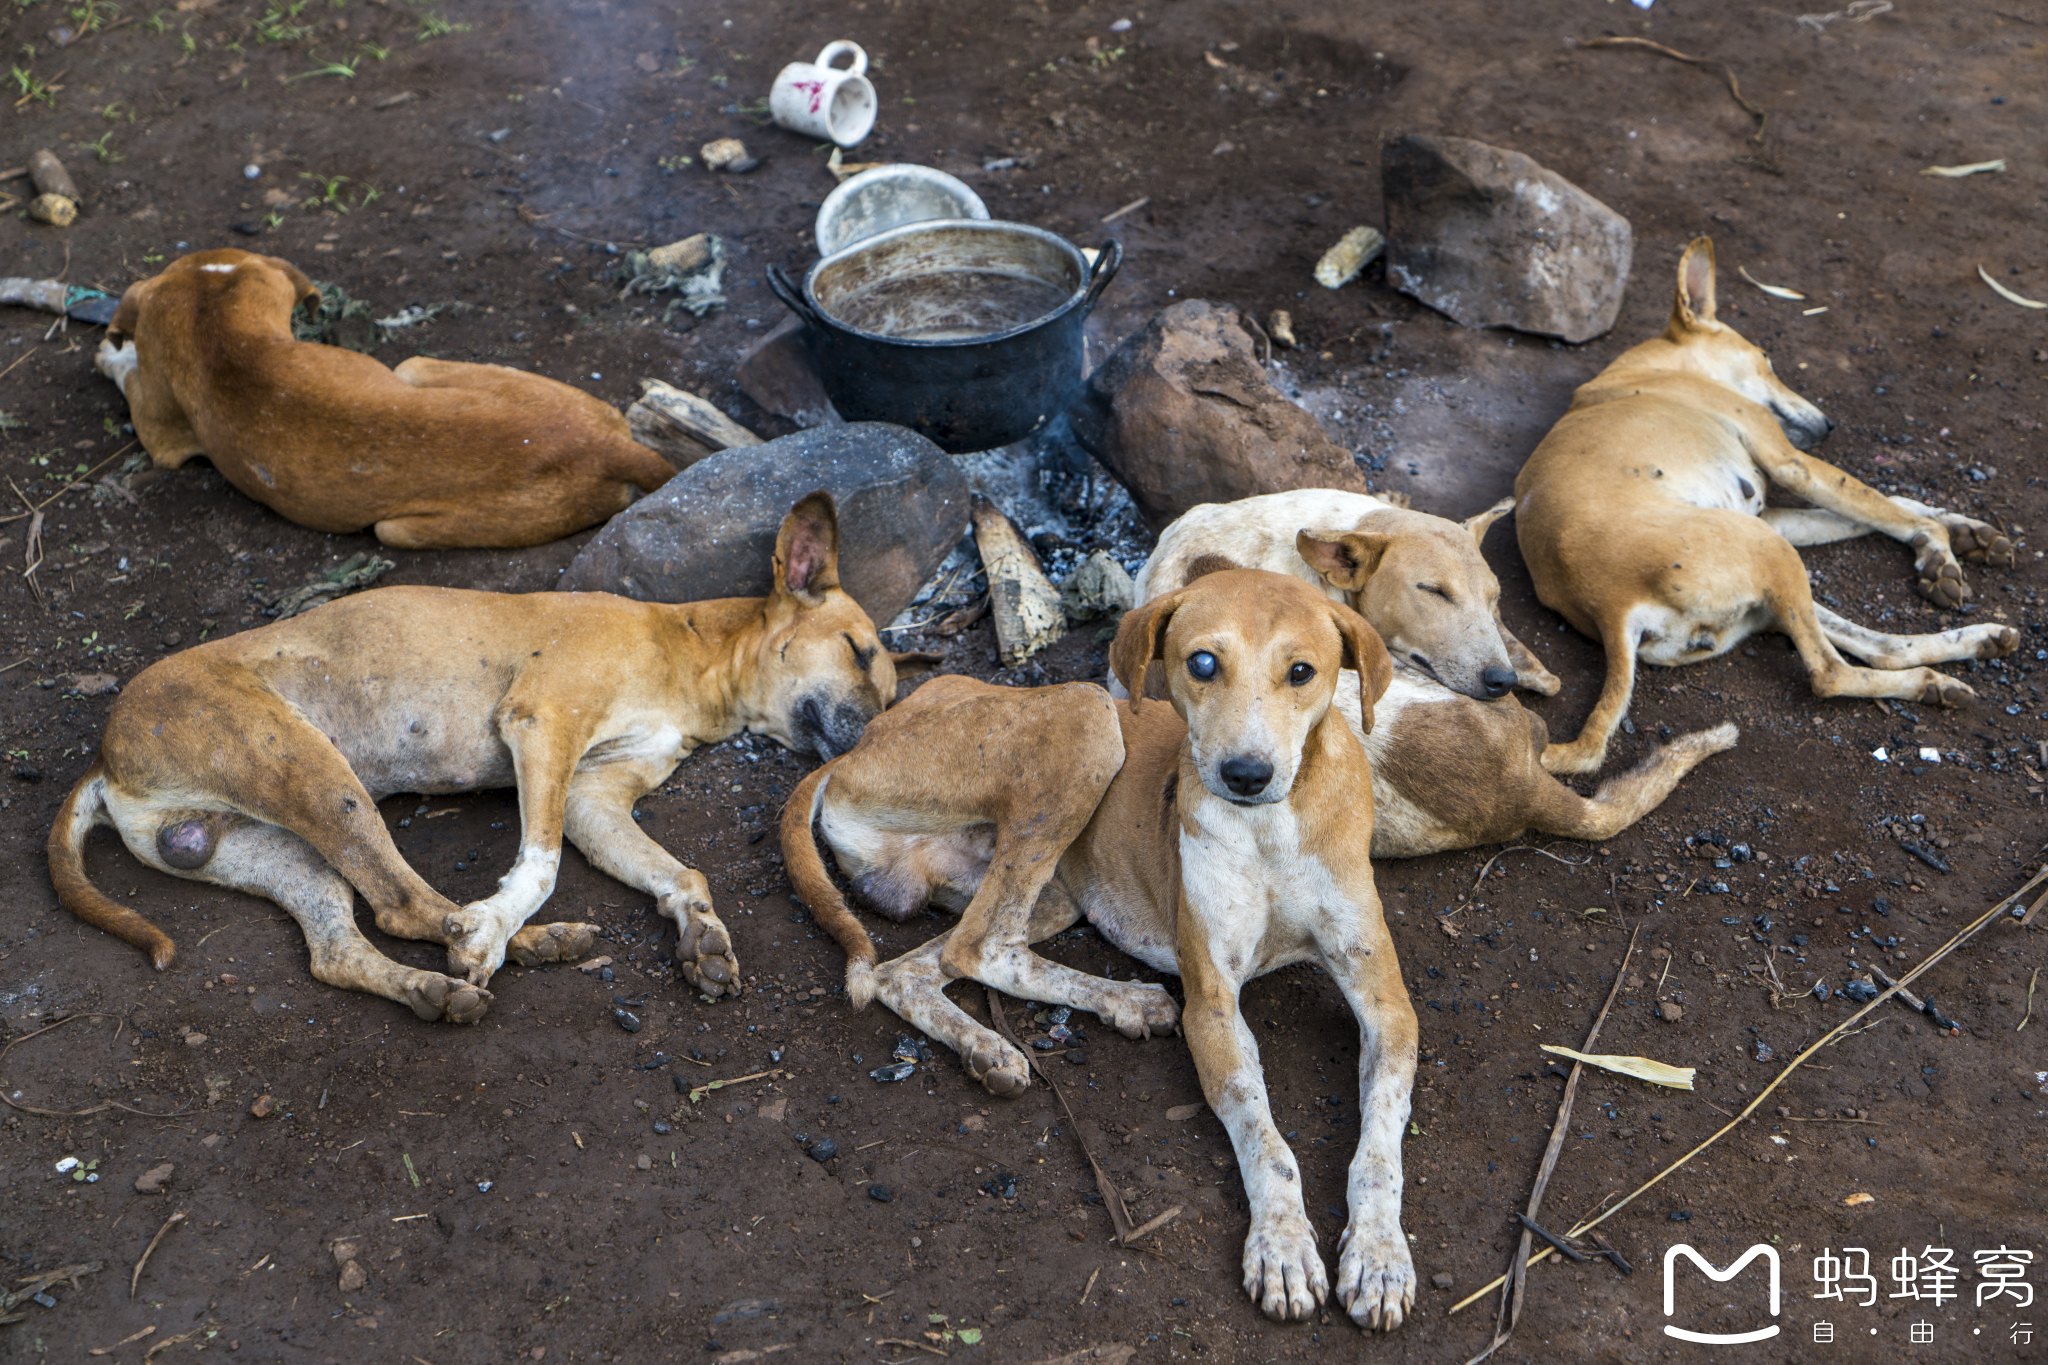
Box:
2, 0, 2046, 1361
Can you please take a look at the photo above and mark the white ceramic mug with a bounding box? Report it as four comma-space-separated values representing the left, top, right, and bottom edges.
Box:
770, 41, 877, 148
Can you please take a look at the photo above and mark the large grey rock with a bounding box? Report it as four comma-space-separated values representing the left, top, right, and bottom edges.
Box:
1066, 300, 1369, 535
1381, 135, 1633, 343
562, 422, 969, 626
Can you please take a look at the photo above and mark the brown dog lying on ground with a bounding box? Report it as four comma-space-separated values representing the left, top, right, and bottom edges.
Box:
1515, 237, 2017, 775
786, 570, 1419, 1330
96, 249, 677, 548
1132, 489, 1735, 856
51, 495, 907, 1022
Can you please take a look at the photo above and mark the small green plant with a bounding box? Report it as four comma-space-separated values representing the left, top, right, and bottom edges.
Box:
262, 210, 284, 230
298, 170, 378, 212
286, 53, 358, 81
145, 9, 167, 34
77, 129, 120, 162
414, 10, 468, 40
99, 99, 134, 120
1088, 44, 1125, 69
10, 66, 58, 108
656, 153, 692, 172
178, 28, 195, 53
68, 0, 120, 37
141, 252, 164, 264
673, 51, 696, 71
706, 72, 727, 88
355, 38, 387, 61
255, 0, 314, 43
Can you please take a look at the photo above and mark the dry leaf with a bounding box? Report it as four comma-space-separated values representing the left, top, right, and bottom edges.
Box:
1843, 1191, 1875, 1207
1737, 265, 1806, 300
1164, 1103, 1205, 1122
1978, 265, 2048, 310
1921, 159, 2005, 177
1540, 1044, 1697, 1090
1438, 918, 1460, 939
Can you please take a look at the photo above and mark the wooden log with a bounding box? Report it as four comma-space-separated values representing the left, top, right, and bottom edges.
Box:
970, 494, 1065, 666
626, 378, 762, 469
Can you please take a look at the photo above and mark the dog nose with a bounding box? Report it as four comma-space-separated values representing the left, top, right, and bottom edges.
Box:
1219, 756, 1274, 798
1480, 665, 1515, 699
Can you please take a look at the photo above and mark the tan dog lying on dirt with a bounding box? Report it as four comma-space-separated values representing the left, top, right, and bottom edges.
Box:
1132, 488, 1735, 856
51, 495, 906, 1022
1515, 237, 2017, 775
96, 249, 677, 548
785, 569, 1419, 1330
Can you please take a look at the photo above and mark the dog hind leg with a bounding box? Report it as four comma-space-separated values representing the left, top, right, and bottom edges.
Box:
1771, 579, 1974, 706
871, 929, 1040, 1097
207, 820, 490, 1022
1527, 722, 1740, 843
1540, 607, 1644, 776
1814, 604, 2018, 670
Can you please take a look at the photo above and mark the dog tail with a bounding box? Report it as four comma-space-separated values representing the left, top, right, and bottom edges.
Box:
780, 762, 879, 1008
613, 437, 682, 496
1539, 722, 1740, 843
47, 762, 178, 970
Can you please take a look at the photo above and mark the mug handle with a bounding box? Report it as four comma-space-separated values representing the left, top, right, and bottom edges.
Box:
765, 263, 828, 331
816, 40, 867, 75
1081, 240, 1124, 313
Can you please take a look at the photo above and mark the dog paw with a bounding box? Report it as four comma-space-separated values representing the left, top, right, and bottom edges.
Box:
506, 921, 599, 968
405, 972, 492, 1024
1912, 548, 1971, 609
1242, 1214, 1327, 1322
1098, 981, 1180, 1040
1919, 672, 1976, 708
1978, 625, 2022, 659
1334, 1219, 1417, 1332
1945, 516, 2015, 568
675, 913, 741, 999
963, 1031, 1033, 1098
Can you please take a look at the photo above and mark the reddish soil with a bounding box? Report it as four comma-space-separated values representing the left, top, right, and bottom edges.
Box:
1, 1, 2044, 1362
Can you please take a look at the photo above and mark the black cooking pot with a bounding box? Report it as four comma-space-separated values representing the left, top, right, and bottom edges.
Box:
766, 220, 1121, 454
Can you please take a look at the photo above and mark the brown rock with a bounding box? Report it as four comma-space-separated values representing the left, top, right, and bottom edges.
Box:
330, 1238, 362, 1266
1065, 299, 1368, 535
249, 1094, 276, 1119
134, 1162, 176, 1194
183, 1031, 208, 1048
337, 1259, 367, 1293
1431, 1271, 1456, 1290
1381, 134, 1634, 343
1658, 1001, 1684, 1022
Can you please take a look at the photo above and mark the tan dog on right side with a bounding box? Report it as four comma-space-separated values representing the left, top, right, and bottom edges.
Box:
1515, 238, 2018, 775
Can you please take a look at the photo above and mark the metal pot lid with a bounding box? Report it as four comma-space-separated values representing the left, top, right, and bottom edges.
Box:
814, 164, 990, 261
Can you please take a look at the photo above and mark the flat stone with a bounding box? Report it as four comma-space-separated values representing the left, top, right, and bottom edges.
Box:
338, 1259, 367, 1293
1658, 1001, 1684, 1022
1066, 300, 1368, 534
1381, 134, 1634, 343
561, 422, 970, 629
1431, 1272, 1455, 1291
134, 1162, 175, 1195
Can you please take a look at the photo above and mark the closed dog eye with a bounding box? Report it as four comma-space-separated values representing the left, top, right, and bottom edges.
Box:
1418, 583, 1452, 601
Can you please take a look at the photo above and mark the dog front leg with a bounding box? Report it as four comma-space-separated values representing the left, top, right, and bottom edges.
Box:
1323, 932, 1419, 1331
1542, 610, 1642, 776
563, 776, 739, 998
1180, 922, 1326, 1322
1493, 610, 1561, 696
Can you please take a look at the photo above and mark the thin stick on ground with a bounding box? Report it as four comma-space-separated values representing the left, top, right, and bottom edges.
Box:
130, 1210, 186, 1299
1450, 864, 2044, 1316
1462, 926, 1641, 1365
988, 987, 1138, 1242
0, 1013, 197, 1119
1468, 845, 1590, 896
1577, 36, 1770, 144
2019, 968, 2039, 1032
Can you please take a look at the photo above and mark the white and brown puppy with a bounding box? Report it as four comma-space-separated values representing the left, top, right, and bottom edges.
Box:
785, 570, 1419, 1330
1135, 488, 1556, 698
51, 495, 911, 1022
1136, 490, 1735, 856
97, 249, 677, 548
1515, 237, 2018, 774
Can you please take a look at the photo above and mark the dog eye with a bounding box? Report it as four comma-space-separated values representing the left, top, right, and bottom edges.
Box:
1288, 662, 1315, 687
1187, 651, 1218, 681
1419, 584, 1450, 600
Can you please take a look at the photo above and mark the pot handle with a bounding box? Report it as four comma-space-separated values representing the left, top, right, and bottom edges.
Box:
1080, 240, 1123, 314
765, 263, 827, 331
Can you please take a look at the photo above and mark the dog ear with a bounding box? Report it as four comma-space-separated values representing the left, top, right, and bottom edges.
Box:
888, 651, 944, 680
1179, 552, 1240, 586
1296, 529, 1391, 592
774, 491, 843, 605
1328, 601, 1393, 733
1108, 590, 1181, 704
1460, 495, 1515, 546
1673, 236, 1719, 331
274, 257, 321, 315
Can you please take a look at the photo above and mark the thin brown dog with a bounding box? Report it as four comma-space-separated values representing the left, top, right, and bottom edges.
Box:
50, 495, 908, 1022
784, 570, 1419, 1331
1515, 237, 2017, 774
96, 249, 677, 548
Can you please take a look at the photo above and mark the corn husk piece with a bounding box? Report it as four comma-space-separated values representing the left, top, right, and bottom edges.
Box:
1978, 264, 2048, 310
1737, 265, 1805, 300
1540, 1044, 1696, 1090
1314, 226, 1384, 290
826, 147, 888, 183
1842, 1191, 1875, 1207
970, 495, 1065, 667
28, 193, 77, 227
1921, 159, 2005, 178
1267, 309, 1298, 349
